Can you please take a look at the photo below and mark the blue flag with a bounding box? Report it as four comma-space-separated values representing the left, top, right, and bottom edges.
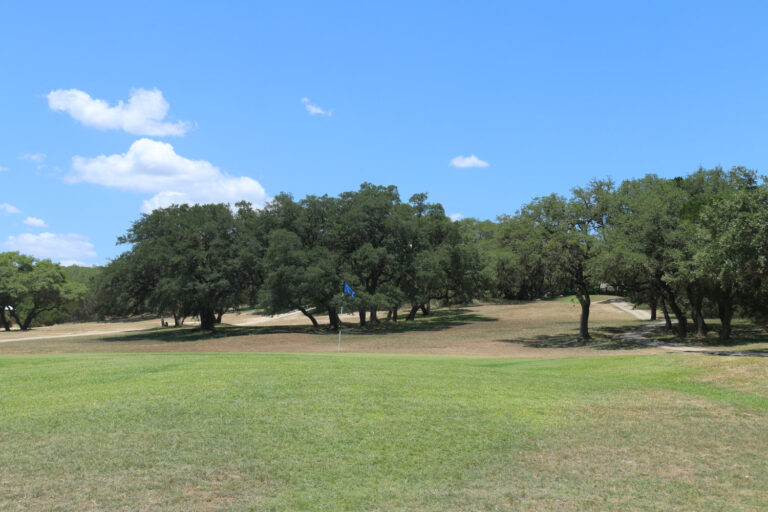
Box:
343, 282, 355, 297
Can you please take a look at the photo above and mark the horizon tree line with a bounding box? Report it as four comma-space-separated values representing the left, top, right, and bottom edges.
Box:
3, 167, 768, 340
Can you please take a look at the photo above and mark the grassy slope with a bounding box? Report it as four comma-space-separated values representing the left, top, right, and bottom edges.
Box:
1, 353, 766, 511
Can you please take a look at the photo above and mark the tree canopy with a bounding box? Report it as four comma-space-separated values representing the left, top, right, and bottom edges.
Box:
0, 252, 85, 331
14, 169, 766, 341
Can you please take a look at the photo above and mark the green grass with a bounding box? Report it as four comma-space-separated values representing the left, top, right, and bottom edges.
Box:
1, 353, 766, 511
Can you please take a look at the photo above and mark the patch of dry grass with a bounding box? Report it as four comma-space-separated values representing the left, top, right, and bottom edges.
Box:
683, 356, 768, 396
0, 299, 656, 357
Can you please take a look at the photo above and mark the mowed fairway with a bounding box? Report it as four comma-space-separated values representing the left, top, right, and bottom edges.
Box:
2, 352, 767, 511
1, 300, 767, 511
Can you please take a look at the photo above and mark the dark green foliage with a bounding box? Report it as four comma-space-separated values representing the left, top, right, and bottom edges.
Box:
0, 252, 86, 330
59, 265, 102, 322
93, 170, 768, 338
601, 167, 768, 339
99, 184, 487, 329
99, 204, 247, 329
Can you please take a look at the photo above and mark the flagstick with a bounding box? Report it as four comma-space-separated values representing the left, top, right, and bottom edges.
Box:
337, 285, 343, 352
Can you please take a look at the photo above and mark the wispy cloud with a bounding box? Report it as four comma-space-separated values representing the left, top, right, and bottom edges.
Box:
0, 165, 9, 172
450, 154, 489, 168
2, 232, 97, 264
48, 88, 191, 136
23, 217, 47, 227
20, 152, 46, 164
301, 97, 331, 116
0, 203, 22, 214
70, 138, 269, 213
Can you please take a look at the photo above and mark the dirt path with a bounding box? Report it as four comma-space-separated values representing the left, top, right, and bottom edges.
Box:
231, 310, 304, 325
0, 310, 302, 344
605, 298, 652, 320
0, 326, 152, 344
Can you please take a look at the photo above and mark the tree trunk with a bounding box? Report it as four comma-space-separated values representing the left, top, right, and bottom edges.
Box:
664, 291, 687, 338
298, 306, 319, 328
173, 313, 182, 327
358, 309, 366, 327
576, 292, 591, 341
420, 302, 431, 316
199, 309, 216, 330
687, 287, 707, 336
369, 309, 378, 324
386, 309, 392, 321
327, 307, 340, 330
14, 309, 33, 331
661, 298, 672, 329
9, 310, 22, 330
392, 308, 398, 322
718, 296, 734, 342
407, 304, 419, 321
695, 314, 708, 337
1, 312, 9, 331
215, 309, 224, 324
693, 300, 708, 337
649, 297, 657, 321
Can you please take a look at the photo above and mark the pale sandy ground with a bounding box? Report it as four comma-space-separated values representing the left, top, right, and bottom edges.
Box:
0, 299, 669, 357
0, 309, 293, 342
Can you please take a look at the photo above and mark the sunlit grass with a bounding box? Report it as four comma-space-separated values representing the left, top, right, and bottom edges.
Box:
1, 353, 766, 511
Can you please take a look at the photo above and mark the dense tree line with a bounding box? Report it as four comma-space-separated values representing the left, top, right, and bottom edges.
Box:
5, 169, 768, 340
95, 183, 484, 330
465, 166, 768, 340
95, 171, 768, 339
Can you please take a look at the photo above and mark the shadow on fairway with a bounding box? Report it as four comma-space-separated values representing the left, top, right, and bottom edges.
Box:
650, 322, 768, 351
102, 308, 497, 343
497, 324, 651, 350
344, 309, 497, 336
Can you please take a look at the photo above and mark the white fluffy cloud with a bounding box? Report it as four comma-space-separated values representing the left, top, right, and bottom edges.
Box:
0, 203, 21, 214
450, 154, 489, 168
301, 97, 331, 116
70, 138, 269, 212
449, 213, 463, 222
23, 217, 47, 227
2, 232, 97, 264
48, 88, 191, 136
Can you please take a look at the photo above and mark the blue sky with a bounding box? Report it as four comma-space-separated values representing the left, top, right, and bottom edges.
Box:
1, 1, 768, 265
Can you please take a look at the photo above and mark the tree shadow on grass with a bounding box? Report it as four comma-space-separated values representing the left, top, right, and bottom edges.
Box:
101, 308, 497, 343
497, 324, 652, 351
96, 314, 166, 324
717, 347, 768, 354
102, 324, 318, 343
346, 309, 497, 336
652, 322, 768, 350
